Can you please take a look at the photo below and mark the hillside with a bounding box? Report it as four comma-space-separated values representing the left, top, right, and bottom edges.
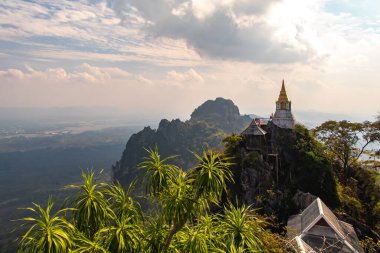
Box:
112, 97, 251, 187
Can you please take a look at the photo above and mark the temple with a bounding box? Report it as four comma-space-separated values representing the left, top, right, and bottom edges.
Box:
241, 80, 295, 154
241, 82, 363, 252
272, 80, 295, 129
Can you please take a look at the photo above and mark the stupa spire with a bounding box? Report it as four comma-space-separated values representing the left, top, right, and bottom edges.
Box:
272, 79, 294, 129
278, 79, 289, 102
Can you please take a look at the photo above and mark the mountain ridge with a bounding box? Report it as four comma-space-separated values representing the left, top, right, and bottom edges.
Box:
112, 97, 251, 186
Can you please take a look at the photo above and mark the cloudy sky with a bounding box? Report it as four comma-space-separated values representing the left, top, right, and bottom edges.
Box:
0, 0, 379, 121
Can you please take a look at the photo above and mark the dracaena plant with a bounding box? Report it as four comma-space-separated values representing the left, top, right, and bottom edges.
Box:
17, 197, 74, 253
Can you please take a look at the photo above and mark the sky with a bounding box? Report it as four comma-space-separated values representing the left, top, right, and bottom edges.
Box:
0, 0, 379, 121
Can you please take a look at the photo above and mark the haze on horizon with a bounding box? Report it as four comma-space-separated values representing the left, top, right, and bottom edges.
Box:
0, 0, 379, 122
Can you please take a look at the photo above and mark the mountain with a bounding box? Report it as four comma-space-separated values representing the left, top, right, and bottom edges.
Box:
112, 98, 251, 187
190, 97, 252, 133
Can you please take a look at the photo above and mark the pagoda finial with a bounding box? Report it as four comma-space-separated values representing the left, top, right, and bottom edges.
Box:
278, 79, 288, 102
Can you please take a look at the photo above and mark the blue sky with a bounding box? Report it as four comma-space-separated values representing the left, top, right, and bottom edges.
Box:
0, 0, 379, 120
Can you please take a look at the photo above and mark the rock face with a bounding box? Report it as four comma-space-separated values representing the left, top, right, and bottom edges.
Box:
191, 97, 251, 133
223, 124, 340, 223
292, 190, 317, 210
113, 98, 251, 187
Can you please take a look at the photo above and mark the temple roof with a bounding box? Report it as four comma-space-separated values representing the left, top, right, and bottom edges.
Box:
278, 80, 289, 102
241, 119, 267, 136
287, 198, 363, 253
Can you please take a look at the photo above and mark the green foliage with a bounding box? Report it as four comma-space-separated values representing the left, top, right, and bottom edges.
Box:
222, 134, 245, 201
188, 149, 233, 201
360, 236, 380, 253
293, 150, 340, 208
223, 134, 244, 154
278, 124, 341, 208
17, 148, 288, 252
314, 119, 380, 178
143, 216, 168, 253
174, 223, 210, 253
161, 171, 196, 227
354, 168, 380, 229
17, 198, 74, 253
65, 171, 111, 239
217, 205, 264, 251
103, 181, 142, 222
138, 147, 179, 198
98, 213, 143, 252
70, 231, 108, 253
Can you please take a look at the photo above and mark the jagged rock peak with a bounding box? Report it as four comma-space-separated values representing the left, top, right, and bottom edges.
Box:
190, 97, 240, 121
190, 97, 250, 133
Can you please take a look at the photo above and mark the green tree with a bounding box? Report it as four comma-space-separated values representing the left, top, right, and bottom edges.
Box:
314, 120, 380, 179
139, 148, 233, 250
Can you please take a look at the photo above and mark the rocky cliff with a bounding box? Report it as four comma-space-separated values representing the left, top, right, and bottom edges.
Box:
113, 98, 251, 187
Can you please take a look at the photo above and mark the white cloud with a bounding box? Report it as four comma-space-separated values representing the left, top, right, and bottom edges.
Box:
0, 64, 131, 83
54, 9, 97, 22
112, 0, 306, 63
0, 0, 379, 119
133, 75, 152, 85
167, 68, 204, 83
0, 69, 24, 79
171, 1, 191, 17
80, 63, 130, 81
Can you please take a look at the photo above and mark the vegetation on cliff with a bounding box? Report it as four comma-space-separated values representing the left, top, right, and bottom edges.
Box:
314, 119, 380, 238
16, 149, 290, 252
112, 97, 251, 189
223, 124, 341, 225
222, 117, 380, 246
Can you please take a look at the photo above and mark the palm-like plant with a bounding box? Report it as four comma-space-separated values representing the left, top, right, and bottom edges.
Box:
143, 215, 169, 253
214, 244, 248, 253
217, 205, 264, 252
104, 181, 142, 221
188, 149, 233, 201
66, 170, 111, 239
161, 170, 197, 249
174, 224, 210, 253
17, 198, 74, 253
99, 182, 144, 253
70, 230, 108, 253
174, 215, 219, 253
165, 149, 234, 250
138, 147, 179, 198
16, 148, 280, 253
162, 171, 195, 227
99, 212, 143, 253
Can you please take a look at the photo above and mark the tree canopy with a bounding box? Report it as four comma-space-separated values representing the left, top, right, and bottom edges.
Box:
314, 119, 380, 178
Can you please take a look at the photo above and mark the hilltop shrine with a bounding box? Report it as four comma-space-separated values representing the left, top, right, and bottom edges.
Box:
241, 80, 295, 155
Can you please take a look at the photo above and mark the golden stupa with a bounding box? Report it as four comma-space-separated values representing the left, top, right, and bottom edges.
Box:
278, 80, 289, 102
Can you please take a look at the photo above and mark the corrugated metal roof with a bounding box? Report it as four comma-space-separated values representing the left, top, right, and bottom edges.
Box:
301, 199, 321, 232
288, 198, 364, 253
241, 120, 267, 136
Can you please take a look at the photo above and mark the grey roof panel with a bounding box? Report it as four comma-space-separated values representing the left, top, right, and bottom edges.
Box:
320, 200, 344, 237
288, 198, 364, 253
339, 221, 364, 253
301, 198, 321, 232
287, 214, 302, 237
241, 120, 267, 136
